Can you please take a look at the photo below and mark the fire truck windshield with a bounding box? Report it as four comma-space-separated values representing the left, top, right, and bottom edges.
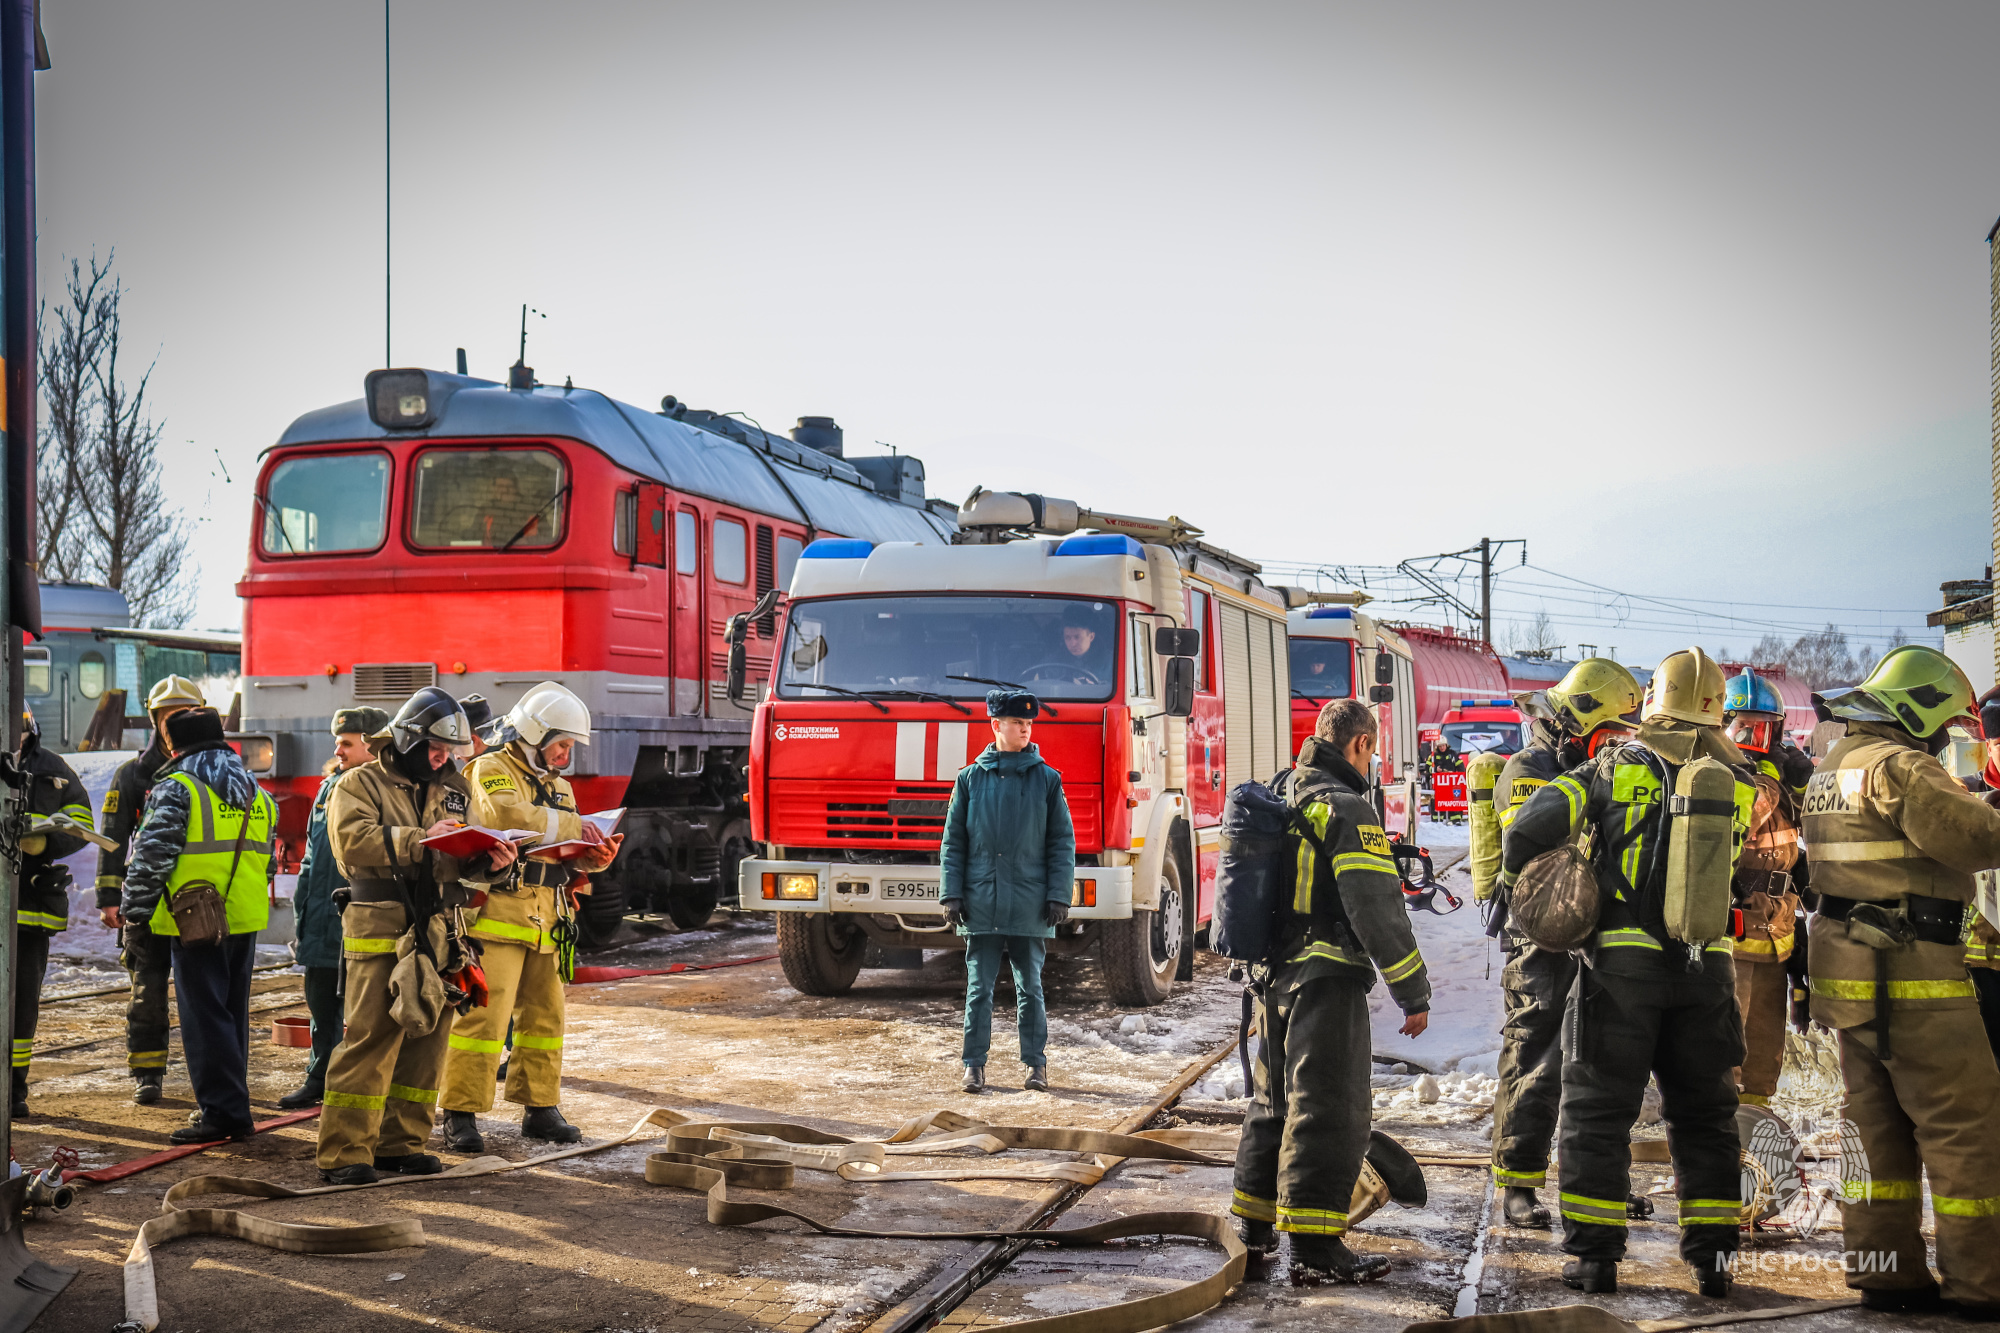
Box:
778, 595, 1120, 702
409, 447, 567, 550
1441, 722, 1523, 755
1288, 639, 1352, 700
260, 451, 390, 555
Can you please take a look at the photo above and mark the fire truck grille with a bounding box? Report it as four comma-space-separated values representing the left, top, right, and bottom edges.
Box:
352, 662, 438, 701
769, 782, 1099, 850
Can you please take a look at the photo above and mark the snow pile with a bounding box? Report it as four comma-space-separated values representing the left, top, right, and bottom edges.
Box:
1189, 1068, 1248, 1102
1367, 862, 1503, 1077
1372, 1068, 1497, 1120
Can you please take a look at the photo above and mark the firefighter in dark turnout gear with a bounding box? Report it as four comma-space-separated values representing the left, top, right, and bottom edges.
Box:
96, 674, 206, 1104
1722, 669, 1814, 1106
1805, 646, 2000, 1315
1232, 699, 1430, 1284
1486, 660, 1641, 1230
1503, 648, 1751, 1298
12, 713, 92, 1115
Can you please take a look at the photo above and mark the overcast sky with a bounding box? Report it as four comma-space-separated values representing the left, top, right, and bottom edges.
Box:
31, 1, 2000, 665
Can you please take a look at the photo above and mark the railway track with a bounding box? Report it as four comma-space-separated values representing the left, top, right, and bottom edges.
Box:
865, 1035, 1243, 1333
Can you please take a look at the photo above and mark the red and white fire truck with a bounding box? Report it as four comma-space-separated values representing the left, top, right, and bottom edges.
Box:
1285, 601, 1422, 839
1426, 697, 1526, 819
737, 491, 1297, 1006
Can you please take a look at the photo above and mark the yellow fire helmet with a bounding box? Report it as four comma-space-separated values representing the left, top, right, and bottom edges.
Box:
145, 675, 206, 716
1547, 658, 1643, 737
1821, 644, 1976, 739
1641, 647, 1728, 727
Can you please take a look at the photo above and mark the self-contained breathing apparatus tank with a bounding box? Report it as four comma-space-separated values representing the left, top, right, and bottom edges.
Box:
1662, 755, 1740, 945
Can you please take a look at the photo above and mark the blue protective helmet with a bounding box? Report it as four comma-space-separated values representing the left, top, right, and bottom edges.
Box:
1723, 670, 1784, 720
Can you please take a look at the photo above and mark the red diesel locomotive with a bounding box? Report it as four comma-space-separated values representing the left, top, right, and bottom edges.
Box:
236, 366, 952, 943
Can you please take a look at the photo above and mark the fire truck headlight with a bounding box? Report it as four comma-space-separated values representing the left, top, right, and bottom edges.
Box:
1071, 878, 1096, 908
763, 872, 819, 901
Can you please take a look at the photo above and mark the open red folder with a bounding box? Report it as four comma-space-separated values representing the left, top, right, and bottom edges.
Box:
527, 808, 627, 863
419, 825, 541, 859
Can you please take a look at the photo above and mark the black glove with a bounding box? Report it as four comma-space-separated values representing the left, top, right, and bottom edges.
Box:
1044, 900, 1070, 928
940, 898, 965, 929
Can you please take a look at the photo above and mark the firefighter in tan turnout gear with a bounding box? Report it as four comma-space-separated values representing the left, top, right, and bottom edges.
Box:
441, 682, 620, 1151
316, 688, 517, 1185
1804, 645, 2000, 1316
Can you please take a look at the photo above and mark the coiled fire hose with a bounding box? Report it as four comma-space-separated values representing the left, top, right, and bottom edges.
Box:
121, 1106, 1249, 1333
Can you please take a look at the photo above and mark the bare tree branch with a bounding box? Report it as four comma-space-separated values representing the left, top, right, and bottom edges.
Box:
34, 252, 194, 626
36, 254, 115, 581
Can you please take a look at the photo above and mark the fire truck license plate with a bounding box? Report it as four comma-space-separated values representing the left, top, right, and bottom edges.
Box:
882, 882, 939, 901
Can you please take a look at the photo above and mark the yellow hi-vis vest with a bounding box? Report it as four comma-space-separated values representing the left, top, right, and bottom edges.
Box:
147, 772, 277, 937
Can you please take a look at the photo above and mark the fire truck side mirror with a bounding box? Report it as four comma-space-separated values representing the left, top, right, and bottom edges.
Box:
1163, 657, 1196, 718
725, 637, 749, 704
1154, 626, 1201, 658
1369, 683, 1395, 704
1373, 652, 1395, 685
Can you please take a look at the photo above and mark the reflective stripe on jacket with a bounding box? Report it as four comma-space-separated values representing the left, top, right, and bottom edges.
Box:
1803, 722, 2000, 1029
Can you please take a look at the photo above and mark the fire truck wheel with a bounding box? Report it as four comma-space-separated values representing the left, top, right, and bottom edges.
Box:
777, 912, 866, 996
1102, 852, 1183, 1007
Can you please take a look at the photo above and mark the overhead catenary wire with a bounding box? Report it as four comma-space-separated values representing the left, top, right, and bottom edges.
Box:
1258, 556, 1933, 652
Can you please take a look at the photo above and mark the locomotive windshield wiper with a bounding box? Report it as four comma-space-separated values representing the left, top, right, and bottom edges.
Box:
500, 483, 573, 551
946, 675, 1060, 718
789, 683, 890, 713
869, 689, 972, 716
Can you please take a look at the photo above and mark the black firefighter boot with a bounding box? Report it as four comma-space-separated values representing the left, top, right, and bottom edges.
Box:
1562, 1259, 1618, 1293
278, 1076, 325, 1111
1502, 1187, 1551, 1229
1289, 1233, 1390, 1285
132, 1070, 163, 1106
443, 1110, 485, 1153
521, 1105, 583, 1143
962, 1065, 986, 1095
1237, 1218, 1279, 1258
1694, 1257, 1733, 1299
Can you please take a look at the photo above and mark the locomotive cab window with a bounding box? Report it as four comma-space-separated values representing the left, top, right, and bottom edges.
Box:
409, 448, 567, 550
260, 451, 390, 555
22, 646, 48, 697
776, 535, 804, 593
614, 491, 637, 557
675, 511, 698, 574
714, 517, 748, 584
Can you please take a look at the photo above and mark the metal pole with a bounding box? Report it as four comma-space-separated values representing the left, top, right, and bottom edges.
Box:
1479, 537, 1493, 648
384, 0, 391, 365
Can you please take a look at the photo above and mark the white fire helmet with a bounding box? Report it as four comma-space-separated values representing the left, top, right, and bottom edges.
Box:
501, 680, 592, 749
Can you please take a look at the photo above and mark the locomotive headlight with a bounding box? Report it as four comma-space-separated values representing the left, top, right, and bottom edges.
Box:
230, 734, 276, 774
365, 369, 437, 430
762, 872, 820, 901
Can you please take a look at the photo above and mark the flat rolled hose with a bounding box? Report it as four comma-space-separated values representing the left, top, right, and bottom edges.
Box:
644, 1147, 1246, 1333
126, 1105, 1247, 1333
124, 1195, 423, 1332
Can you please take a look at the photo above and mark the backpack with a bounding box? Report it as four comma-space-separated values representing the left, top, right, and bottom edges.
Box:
1212, 771, 1356, 964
